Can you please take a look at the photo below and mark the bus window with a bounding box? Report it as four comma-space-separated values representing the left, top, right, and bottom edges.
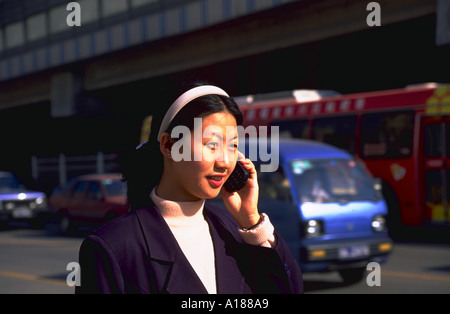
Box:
425, 170, 446, 221
424, 122, 443, 158
447, 170, 450, 203
447, 171, 450, 220
360, 111, 413, 158
447, 122, 450, 157
447, 121, 450, 221
312, 116, 357, 154
426, 170, 443, 204
271, 119, 309, 139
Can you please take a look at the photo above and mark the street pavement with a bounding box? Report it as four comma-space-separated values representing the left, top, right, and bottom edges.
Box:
0, 222, 449, 294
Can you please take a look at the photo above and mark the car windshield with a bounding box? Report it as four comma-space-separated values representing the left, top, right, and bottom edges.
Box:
102, 179, 126, 196
290, 159, 378, 203
0, 173, 23, 190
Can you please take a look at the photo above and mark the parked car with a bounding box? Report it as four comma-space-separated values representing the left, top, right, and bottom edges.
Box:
48, 173, 129, 234
0, 171, 48, 228
208, 138, 392, 283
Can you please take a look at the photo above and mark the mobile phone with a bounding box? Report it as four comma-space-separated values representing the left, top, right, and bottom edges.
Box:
224, 161, 249, 192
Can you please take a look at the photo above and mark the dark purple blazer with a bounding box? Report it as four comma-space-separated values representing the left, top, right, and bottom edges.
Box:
75, 203, 303, 294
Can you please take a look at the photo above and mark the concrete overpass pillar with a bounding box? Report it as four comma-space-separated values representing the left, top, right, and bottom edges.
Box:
50, 72, 82, 118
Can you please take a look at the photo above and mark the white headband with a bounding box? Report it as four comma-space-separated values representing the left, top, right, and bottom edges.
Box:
157, 85, 229, 142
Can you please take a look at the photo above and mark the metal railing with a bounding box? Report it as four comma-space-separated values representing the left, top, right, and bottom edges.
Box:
31, 152, 120, 191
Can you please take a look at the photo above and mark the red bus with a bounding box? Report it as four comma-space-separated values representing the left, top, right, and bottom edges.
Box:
236, 83, 450, 228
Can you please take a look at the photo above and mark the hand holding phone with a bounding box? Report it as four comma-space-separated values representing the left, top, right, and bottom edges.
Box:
224, 161, 249, 192
221, 157, 261, 229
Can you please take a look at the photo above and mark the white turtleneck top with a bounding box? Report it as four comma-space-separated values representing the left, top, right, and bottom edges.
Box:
150, 188, 216, 293
150, 188, 276, 294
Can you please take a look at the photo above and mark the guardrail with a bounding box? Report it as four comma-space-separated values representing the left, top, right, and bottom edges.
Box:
31, 152, 119, 190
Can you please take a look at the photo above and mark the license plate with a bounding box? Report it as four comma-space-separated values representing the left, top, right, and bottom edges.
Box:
12, 207, 33, 219
338, 245, 369, 259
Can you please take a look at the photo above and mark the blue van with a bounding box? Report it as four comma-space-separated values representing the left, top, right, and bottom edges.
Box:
210, 138, 392, 283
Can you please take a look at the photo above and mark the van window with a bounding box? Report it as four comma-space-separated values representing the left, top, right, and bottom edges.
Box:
258, 169, 292, 202
290, 159, 378, 203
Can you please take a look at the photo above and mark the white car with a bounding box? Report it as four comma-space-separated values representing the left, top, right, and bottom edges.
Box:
0, 171, 48, 228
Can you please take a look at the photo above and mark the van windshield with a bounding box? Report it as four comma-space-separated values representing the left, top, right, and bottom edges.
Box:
290, 159, 378, 203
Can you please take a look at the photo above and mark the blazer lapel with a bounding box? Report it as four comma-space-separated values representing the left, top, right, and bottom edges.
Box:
135, 206, 208, 294
166, 249, 208, 294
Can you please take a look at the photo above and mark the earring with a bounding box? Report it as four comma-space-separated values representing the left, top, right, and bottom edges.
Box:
167, 153, 171, 157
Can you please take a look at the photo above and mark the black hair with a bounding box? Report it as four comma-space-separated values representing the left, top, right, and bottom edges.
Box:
120, 81, 243, 210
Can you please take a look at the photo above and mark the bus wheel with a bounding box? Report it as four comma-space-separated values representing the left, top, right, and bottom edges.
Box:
338, 267, 366, 284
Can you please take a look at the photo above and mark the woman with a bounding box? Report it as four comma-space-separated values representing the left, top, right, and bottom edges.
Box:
76, 81, 303, 294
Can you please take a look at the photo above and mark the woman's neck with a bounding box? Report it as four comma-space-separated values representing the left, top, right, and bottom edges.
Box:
150, 188, 205, 227
156, 175, 202, 202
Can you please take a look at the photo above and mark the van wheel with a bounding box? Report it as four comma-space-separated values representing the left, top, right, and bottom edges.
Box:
338, 267, 366, 284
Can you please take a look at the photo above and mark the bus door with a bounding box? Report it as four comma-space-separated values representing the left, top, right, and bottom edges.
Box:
423, 116, 450, 223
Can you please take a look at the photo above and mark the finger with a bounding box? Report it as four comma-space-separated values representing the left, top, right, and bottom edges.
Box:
242, 159, 257, 175
237, 151, 246, 161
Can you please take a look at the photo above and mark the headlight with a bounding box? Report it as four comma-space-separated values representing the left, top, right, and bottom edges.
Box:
372, 214, 387, 232
34, 197, 47, 208
303, 219, 324, 238
5, 202, 14, 210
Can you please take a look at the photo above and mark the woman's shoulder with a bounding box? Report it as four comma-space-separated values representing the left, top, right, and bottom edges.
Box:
82, 210, 143, 252
82, 205, 165, 253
